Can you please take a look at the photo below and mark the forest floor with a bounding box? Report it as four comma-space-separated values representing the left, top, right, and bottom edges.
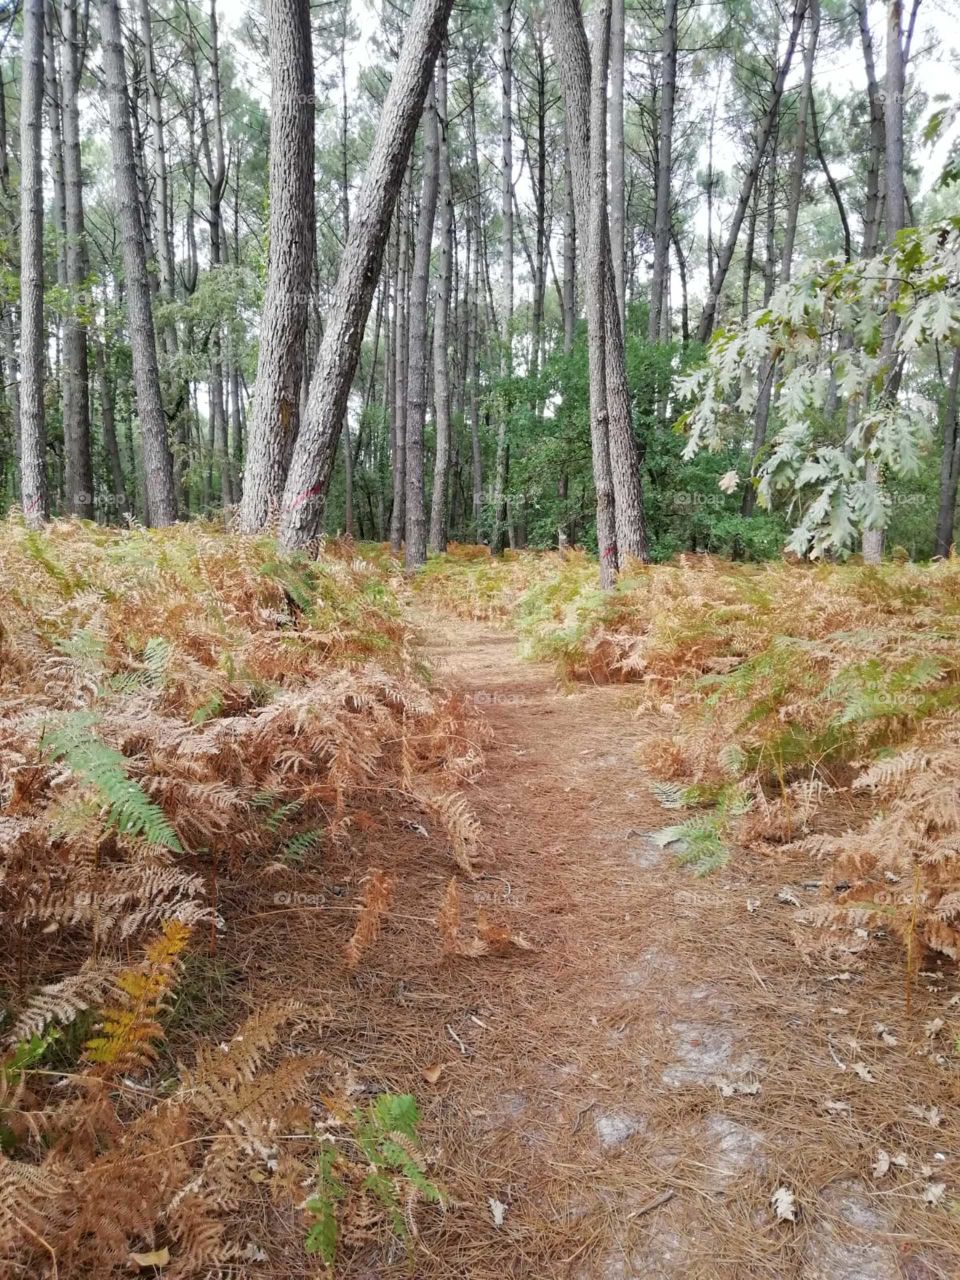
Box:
244, 604, 959, 1278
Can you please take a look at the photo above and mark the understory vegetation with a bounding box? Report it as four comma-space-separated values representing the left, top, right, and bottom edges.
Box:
0, 518, 484, 1275
418, 545, 960, 970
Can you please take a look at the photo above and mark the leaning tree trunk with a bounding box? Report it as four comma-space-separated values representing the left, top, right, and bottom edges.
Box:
240, 0, 315, 532
100, 0, 177, 524
19, 0, 47, 526
744, 0, 819, 514
278, 0, 455, 549
648, 0, 677, 341
696, 0, 808, 344
404, 81, 440, 569
429, 47, 454, 553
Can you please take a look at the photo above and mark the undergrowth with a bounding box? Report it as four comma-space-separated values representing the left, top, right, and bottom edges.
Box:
0, 519, 485, 1276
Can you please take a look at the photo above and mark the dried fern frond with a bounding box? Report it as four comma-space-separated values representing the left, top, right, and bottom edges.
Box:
344, 870, 394, 970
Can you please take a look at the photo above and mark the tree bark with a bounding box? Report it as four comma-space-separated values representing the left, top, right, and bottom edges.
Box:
61, 0, 95, 518
935, 349, 960, 558
19, 0, 47, 525
491, 0, 514, 555
100, 0, 177, 524
389, 165, 411, 551
404, 81, 440, 569
648, 0, 677, 342
429, 47, 454, 553
863, 0, 907, 564
240, 0, 315, 531
547, 0, 648, 565
278, 0, 455, 549
696, 0, 808, 343
609, 0, 626, 334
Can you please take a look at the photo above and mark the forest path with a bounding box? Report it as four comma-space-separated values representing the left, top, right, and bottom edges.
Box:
396, 606, 955, 1280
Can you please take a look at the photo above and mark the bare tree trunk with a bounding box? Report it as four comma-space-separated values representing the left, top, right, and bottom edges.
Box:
240, 0, 314, 531
648, 0, 677, 342
404, 81, 440, 569
744, 0, 818, 511
609, 0, 626, 334
59, 0, 95, 518
390, 166, 411, 551
429, 47, 454, 553
856, 0, 886, 258
935, 349, 960, 558
562, 129, 576, 354
548, 0, 647, 565
94, 336, 129, 514
100, 0, 177, 524
863, 0, 907, 564
278, 0, 454, 549
696, 0, 808, 343
491, 0, 514, 555
19, 0, 46, 525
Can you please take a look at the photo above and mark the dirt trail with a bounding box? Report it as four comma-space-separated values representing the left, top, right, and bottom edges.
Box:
395, 609, 957, 1280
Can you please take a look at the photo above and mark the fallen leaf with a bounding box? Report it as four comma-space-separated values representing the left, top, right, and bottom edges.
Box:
852, 1062, 876, 1083
130, 1249, 170, 1268
824, 1100, 851, 1115
422, 1063, 444, 1085
923, 1181, 946, 1207
873, 1023, 898, 1047
771, 1185, 798, 1222
715, 1077, 761, 1098
489, 1198, 508, 1228
777, 887, 802, 907
872, 1150, 891, 1180
924, 1018, 945, 1038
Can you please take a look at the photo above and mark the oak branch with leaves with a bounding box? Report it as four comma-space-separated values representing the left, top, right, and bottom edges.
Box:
677, 217, 960, 558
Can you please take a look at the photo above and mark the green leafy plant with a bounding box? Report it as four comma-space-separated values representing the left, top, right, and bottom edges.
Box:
304, 1092, 443, 1269
42, 712, 182, 851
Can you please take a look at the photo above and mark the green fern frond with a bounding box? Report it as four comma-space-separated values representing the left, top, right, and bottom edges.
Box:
42, 712, 182, 852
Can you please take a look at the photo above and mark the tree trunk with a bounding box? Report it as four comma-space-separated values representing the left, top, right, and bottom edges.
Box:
100, 0, 177, 524
935, 349, 960, 558
404, 81, 440, 569
744, 0, 818, 511
390, 166, 411, 551
60, 0, 95, 517
19, 0, 47, 525
278, 0, 455, 549
240, 0, 314, 531
648, 0, 677, 341
609, 0, 626, 333
548, 0, 648, 565
429, 47, 454, 553
491, 0, 514, 555
696, 0, 808, 343
856, 0, 886, 259
562, 129, 576, 353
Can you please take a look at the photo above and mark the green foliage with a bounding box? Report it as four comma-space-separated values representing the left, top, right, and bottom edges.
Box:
0, 1031, 59, 1153
304, 1093, 443, 1269
42, 712, 182, 851
651, 782, 751, 876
